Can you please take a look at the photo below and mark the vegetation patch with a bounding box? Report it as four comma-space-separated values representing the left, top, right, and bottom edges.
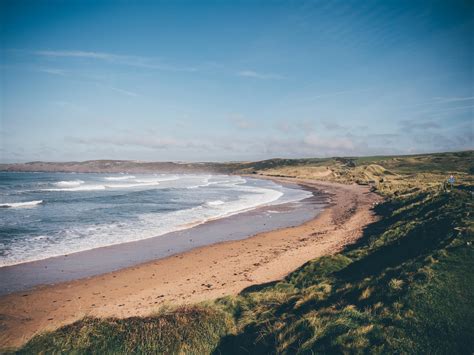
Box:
17, 306, 235, 354
15, 151, 474, 354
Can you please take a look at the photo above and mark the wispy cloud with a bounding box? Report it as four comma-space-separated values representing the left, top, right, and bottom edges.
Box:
237, 70, 285, 80
433, 96, 474, 103
411, 130, 473, 152
51, 101, 88, 112
303, 133, 355, 151
34, 50, 197, 72
229, 114, 256, 129
322, 120, 346, 131
64, 124, 471, 161
440, 104, 474, 112
402, 96, 474, 110
35, 50, 112, 60
425, 105, 474, 117
398, 119, 440, 132
37, 68, 68, 76
69, 136, 176, 149
98, 84, 139, 97
307, 87, 373, 101
275, 119, 315, 133
68, 132, 361, 158
26, 61, 140, 97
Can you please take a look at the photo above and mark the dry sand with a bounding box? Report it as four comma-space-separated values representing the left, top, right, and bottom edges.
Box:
0, 178, 381, 349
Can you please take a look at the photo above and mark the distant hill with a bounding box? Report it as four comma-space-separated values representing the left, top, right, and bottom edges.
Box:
0, 160, 224, 174
1, 151, 472, 177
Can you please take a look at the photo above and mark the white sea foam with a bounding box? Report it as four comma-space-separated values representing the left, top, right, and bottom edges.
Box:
106, 182, 162, 188
54, 180, 84, 187
104, 176, 136, 181
0, 200, 43, 208
206, 200, 225, 206
43, 185, 107, 192
42, 181, 163, 191
0, 174, 314, 267
134, 176, 180, 183
186, 176, 211, 189
186, 176, 246, 189
31, 235, 49, 241
104, 175, 179, 183
41, 175, 184, 192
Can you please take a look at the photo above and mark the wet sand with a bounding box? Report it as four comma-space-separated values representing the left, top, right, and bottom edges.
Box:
0, 182, 325, 295
0, 177, 381, 350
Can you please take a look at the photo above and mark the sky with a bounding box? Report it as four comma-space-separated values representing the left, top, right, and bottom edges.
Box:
0, 0, 472, 162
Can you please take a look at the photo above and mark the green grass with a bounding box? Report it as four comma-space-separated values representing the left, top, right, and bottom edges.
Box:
224, 150, 473, 175
211, 189, 473, 354
17, 306, 234, 354
14, 151, 474, 354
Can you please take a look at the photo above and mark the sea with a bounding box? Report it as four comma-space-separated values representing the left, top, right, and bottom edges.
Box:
0, 172, 313, 268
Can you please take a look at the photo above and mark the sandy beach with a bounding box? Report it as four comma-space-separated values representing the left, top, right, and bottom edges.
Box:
0, 178, 381, 349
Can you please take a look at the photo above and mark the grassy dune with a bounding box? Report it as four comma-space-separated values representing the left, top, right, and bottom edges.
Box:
213, 188, 473, 354
15, 151, 474, 354
254, 151, 473, 197
17, 307, 234, 354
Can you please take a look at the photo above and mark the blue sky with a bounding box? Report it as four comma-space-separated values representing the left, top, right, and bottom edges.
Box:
1, 0, 472, 162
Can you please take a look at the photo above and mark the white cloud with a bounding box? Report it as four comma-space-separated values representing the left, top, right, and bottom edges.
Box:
321, 120, 346, 131
67, 130, 367, 159
305, 88, 373, 101
32, 63, 140, 97
34, 50, 197, 72
35, 128, 470, 162
398, 120, 440, 132
432, 96, 474, 103
99, 85, 139, 97
237, 70, 284, 80
303, 133, 355, 150
275, 119, 315, 133
229, 114, 256, 129
35, 50, 113, 60
70, 136, 174, 149
38, 68, 67, 76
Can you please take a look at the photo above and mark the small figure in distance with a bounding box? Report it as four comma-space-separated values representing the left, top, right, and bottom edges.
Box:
447, 175, 455, 192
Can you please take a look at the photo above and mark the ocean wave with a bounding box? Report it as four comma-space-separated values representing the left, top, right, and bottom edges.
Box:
0, 200, 43, 208
266, 210, 282, 214
54, 180, 84, 187
1, 185, 284, 266
105, 182, 161, 188
0, 174, 314, 267
104, 176, 136, 181
42, 176, 184, 192
186, 176, 246, 189
43, 185, 107, 192
134, 176, 179, 183
31, 235, 49, 241
206, 200, 225, 206
42, 181, 163, 191
104, 175, 178, 183
186, 177, 210, 189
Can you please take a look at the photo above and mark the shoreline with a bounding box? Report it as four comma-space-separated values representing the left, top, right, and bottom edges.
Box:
0, 174, 309, 270
0, 177, 381, 350
0, 179, 323, 295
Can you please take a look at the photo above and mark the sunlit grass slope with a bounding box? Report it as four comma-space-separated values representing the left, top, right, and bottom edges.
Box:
213, 188, 473, 354
15, 151, 473, 354
17, 306, 234, 354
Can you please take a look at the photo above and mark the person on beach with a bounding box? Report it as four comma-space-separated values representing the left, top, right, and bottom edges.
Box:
443, 175, 455, 191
